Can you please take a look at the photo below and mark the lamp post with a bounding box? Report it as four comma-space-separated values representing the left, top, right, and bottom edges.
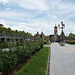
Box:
58, 21, 65, 46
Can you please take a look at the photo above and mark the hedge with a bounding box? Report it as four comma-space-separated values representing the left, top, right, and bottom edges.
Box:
66, 40, 75, 44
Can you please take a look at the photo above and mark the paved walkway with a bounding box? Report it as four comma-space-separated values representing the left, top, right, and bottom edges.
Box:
44, 45, 51, 47
50, 43, 75, 75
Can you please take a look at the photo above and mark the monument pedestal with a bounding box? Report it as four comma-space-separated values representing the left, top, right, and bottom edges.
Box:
60, 42, 65, 46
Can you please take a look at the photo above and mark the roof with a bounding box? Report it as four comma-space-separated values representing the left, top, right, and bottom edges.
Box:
54, 25, 57, 28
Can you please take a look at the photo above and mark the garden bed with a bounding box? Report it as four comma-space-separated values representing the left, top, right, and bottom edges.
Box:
8, 51, 39, 75
0, 41, 43, 75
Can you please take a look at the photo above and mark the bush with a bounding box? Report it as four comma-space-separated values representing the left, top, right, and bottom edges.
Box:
0, 60, 3, 72
66, 40, 75, 44
0, 40, 44, 75
1, 42, 8, 49
1, 50, 18, 74
7, 43, 12, 48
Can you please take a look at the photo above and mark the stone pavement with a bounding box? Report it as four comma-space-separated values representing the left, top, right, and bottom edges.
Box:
44, 45, 51, 47
50, 43, 75, 75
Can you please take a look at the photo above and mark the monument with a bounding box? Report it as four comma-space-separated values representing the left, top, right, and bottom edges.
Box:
54, 25, 58, 35
49, 25, 58, 43
58, 21, 65, 46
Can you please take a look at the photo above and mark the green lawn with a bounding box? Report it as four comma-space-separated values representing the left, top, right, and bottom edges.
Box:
16, 47, 50, 75
45, 42, 50, 45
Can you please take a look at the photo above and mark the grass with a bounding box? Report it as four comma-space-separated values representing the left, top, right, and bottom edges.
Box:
45, 42, 50, 45
16, 47, 50, 75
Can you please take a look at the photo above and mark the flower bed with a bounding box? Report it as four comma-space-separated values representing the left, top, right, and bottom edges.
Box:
0, 40, 43, 75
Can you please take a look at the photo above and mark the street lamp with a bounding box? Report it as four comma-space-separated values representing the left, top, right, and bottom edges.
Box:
58, 21, 65, 46
58, 21, 65, 31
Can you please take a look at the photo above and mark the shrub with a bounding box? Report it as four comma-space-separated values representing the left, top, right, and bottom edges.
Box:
1, 42, 8, 49
0, 50, 18, 74
0, 60, 3, 72
7, 43, 12, 48
16, 41, 21, 46
66, 40, 75, 44
0, 40, 44, 75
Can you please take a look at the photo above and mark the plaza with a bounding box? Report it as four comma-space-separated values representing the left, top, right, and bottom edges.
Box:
50, 43, 75, 75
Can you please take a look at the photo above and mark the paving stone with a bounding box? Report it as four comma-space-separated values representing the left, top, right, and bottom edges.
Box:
50, 43, 75, 75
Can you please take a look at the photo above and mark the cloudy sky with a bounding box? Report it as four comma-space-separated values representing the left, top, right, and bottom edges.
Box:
0, 0, 75, 35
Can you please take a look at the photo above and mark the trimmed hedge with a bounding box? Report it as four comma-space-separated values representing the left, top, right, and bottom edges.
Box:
66, 40, 75, 44
0, 40, 43, 75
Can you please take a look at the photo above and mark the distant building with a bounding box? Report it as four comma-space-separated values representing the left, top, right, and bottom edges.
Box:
49, 25, 58, 42
0, 24, 3, 27
35, 32, 40, 36
40, 32, 45, 38
35, 31, 40, 37
35, 31, 45, 38
54, 25, 58, 35
69, 33, 74, 36
45, 36, 49, 39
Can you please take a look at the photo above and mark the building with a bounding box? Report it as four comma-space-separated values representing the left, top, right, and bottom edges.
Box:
35, 31, 40, 37
35, 32, 40, 37
54, 25, 58, 35
40, 32, 44, 38
35, 31, 45, 39
49, 25, 58, 42
69, 33, 74, 36
45, 36, 49, 39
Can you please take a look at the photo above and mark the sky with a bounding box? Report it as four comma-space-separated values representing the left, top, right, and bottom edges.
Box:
0, 0, 75, 36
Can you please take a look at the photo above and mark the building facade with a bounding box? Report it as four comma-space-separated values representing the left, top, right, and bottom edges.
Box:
54, 25, 58, 35
50, 25, 59, 42
35, 31, 45, 39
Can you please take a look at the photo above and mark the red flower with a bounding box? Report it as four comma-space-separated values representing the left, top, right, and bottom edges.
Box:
27, 50, 29, 52
8, 57, 10, 59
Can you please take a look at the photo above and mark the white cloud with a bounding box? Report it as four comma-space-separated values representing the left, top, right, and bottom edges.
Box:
59, 3, 75, 14
47, 0, 75, 15
73, 6, 75, 9
0, 0, 75, 35
6, 8, 10, 10
9, 0, 48, 11
1, 19, 51, 35
52, 16, 57, 19
0, 11, 30, 20
11, 22, 34, 32
11, 21, 50, 35
0, 0, 8, 4
0, 19, 10, 28
64, 21, 75, 34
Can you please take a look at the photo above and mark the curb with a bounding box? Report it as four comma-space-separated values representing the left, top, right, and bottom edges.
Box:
46, 47, 50, 75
